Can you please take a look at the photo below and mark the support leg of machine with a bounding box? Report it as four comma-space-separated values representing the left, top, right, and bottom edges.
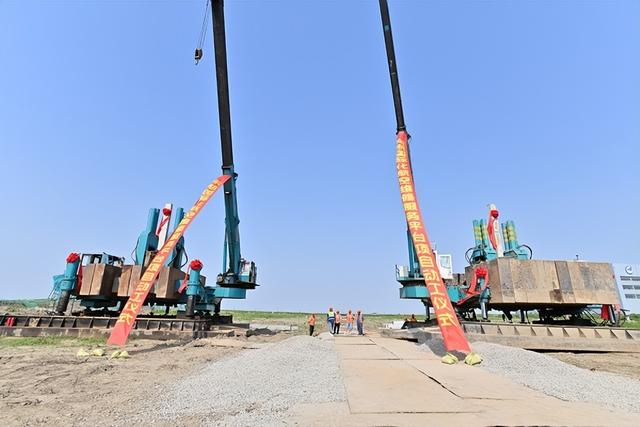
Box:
186, 295, 196, 318
422, 299, 431, 321
480, 301, 489, 321
502, 310, 513, 323
55, 290, 71, 315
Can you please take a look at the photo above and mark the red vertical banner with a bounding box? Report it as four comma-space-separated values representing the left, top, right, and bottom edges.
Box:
107, 175, 231, 347
396, 131, 471, 353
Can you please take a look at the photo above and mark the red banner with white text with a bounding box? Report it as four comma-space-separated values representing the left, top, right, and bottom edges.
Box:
107, 175, 230, 347
396, 131, 470, 353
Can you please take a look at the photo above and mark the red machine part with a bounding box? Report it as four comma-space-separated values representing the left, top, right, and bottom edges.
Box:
66, 252, 83, 293
66, 252, 80, 263
457, 267, 489, 306
178, 260, 204, 294
487, 209, 499, 250
190, 259, 203, 271
155, 207, 173, 236
76, 264, 84, 293
454, 267, 489, 307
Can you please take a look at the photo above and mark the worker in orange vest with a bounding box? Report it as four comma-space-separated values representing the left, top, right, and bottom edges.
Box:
307, 313, 316, 336
334, 310, 342, 335
346, 310, 354, 334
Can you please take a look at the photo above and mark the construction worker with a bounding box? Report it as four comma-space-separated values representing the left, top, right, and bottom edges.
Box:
327, 307, 335, 333
334, 310, 342, 335
307, 313, 316, 336
346, 310, 354, 334
356, 310, 364, 335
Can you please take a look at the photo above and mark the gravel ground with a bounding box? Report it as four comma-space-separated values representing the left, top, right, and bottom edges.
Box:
420, 339, 640, 414
143, 335, 346, 426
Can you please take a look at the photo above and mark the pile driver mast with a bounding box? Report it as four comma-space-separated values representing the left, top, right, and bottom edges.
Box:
209, 0, 257, 294
380, 0, 406, 134
380, 0, 422, 289
380, 0, 472, 353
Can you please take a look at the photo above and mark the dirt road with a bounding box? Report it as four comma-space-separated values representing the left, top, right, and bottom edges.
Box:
0, 335, 283, 426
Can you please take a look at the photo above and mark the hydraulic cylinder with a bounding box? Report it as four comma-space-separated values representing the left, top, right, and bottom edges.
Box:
55, 253, 81, 314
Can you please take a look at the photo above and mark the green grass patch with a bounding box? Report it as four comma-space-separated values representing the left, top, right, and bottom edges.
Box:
221, 310, 319, 321
0, 299, 51, 308
220, 310, 421, 321
220, 310, 640, 329
0, 336, 106, 348
221, 310, 424, 332
3, 300, 639, 329
624, 314, 640, 329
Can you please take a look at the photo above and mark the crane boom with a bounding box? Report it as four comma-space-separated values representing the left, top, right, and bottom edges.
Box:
379, 0, 406, 133
211, 0, 241, 279
379, 0, 471, 352
380, 0, 419, 277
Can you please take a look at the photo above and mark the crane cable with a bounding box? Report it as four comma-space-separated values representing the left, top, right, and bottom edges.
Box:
194, 0, 211, 65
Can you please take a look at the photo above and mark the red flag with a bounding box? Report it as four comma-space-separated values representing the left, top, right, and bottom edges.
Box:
107, 175, 230, 347
396, 131, 471, 353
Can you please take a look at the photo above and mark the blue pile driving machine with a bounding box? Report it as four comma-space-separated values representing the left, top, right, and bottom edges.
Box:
52, 202, 257, 317
396, 204, 621, 325
396, 204, 532, 321
52, 0, 258, 318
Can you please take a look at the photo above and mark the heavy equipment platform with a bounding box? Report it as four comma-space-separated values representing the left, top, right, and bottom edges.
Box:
382, 321, 640, 353
0, 313, 246, 340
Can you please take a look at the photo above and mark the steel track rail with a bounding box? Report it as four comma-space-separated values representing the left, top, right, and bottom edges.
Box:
460, 321, 640, 352
382, 321, 640, 353
0, 313, 245, 340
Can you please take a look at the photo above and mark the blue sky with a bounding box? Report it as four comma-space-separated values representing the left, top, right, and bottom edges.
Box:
0, 1, 638, 313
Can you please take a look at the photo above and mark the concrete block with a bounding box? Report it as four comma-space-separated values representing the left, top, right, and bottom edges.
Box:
467, 259, 619, 306
79, 264, 120, 297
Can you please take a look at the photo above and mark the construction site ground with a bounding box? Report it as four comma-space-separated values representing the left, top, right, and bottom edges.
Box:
0, 335, 285, 426
294, 334, 640, 426
545, 351, 640, 381
1, 327, 639, 425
